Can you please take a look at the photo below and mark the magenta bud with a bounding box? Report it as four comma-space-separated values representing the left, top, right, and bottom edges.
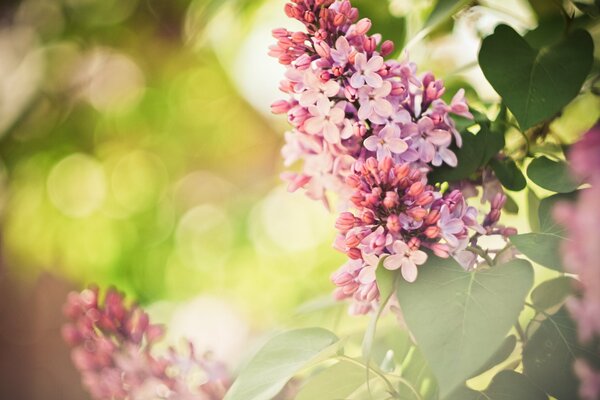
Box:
381, 40, 394, 56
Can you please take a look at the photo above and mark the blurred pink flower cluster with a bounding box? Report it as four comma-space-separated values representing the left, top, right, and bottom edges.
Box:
270, 0, 471, 207
62, 287, 230, 400
554, 122, 600, 400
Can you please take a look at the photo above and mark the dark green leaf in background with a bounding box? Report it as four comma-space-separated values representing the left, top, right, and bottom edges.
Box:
527, 156, 581, 193
523, 307, 600, 400
479, 24, 594, 130
470, 335, 517, 378
397, 256, 533, 397
531, 276, 576, 311
489, 158, 527, 191
429, 124, 504, 183
510, 233, 564, 271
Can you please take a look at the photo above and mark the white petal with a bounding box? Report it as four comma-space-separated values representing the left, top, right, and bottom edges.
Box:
401, 260, 418, 282
410, 250, 428, 266
383, 254, 402, 270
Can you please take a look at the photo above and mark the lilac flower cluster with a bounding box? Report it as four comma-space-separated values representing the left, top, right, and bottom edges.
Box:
270, 0, 471, 207
554, 122, 600, 400
62, 287, 230, 400
330, 157, 484, 314
270, 0, 516, 314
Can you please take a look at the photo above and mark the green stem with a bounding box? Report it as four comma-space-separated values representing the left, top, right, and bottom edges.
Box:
466, 245, 494, 266
336, 355, 403, 399
515, 321, 527, 344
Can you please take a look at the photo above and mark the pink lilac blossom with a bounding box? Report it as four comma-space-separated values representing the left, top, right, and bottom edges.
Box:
330, 157, 485, 313
62, 287, 230, 400
553, 122, 600, 400
270, 0, 472, 208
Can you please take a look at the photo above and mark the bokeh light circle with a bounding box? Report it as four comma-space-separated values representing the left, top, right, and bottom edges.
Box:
47, 153, 107, 218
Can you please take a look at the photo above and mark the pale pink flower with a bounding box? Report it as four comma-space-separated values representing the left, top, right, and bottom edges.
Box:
437, 204, 465, 249
358, 253, 380, 284
300, 72, 340, 107
330, 36, 353, 67
350, 53, 383, 89
304, 100, 345, 143
357, 81, 393, 122
383, 240, 428, 282
363, 125, 408, 159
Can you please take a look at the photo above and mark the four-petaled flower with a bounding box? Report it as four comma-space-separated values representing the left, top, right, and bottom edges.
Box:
363, 125, 408, 159
350, 53, 384, 89
383, 240, 428, 282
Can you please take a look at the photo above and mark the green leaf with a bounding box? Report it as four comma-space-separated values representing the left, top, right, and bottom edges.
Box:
429, 124, 504, 183
396, 256, 533, 397
296, 360, 366, 400
224, 328, 339, 400
527, 189, 541, 232
503, 194, 519, 214
531, 276, 575, 311
573, 0, 600, 17
538, 191, 580, 234
510, 233, 564, 271
425, 0, 471, 30
484, 370, 548, 400
470, 335, 517, 378
362, 262, 398, 359
524, 307, 600, 399
479, 24, 594, 130
489, 158, 527, 191
527, 156, 580, 193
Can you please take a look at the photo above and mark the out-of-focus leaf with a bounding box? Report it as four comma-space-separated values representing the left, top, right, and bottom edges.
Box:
352, 0, 406, 54
538, 191, 580, 235
429, 124, 504, 183
479, 25, 594, 130
470, 335, 517, 378
527, 156, 581, 193
489, 158, 527, 191
397, 255, 533, 397
524, 307, 600, 400
484, 370, 548, 399
573, 0, 600, 17
296, 360, 366, 400
527, 189, 541, 232
424, 0, 471, 30
531, 277, 576, 311
510, 233, 564, 271
372, 328, 438, 400
224, 328, 339, 400
362, 262, 398, 360
447, 371, 548, 399
503, 193, 519, 214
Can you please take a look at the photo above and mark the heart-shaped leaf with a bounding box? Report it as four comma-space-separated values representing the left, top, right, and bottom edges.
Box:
396, 256, 533, 397
479, 24, 593, 130
224, 328, 339, 400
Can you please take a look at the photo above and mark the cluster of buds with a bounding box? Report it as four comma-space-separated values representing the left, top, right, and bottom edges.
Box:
271, 0, 472, 207
330, 157, 484, 314
62, 287, 230, 400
